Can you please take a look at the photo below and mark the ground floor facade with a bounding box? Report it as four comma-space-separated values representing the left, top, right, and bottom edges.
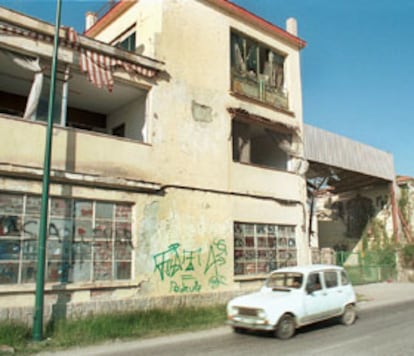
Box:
0, 173, 310, 324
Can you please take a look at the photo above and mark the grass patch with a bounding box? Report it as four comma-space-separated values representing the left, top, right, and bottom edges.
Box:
0, 305, 227, 354
0, 321, 30, 349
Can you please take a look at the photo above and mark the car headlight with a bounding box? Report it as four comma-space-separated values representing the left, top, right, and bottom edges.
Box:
257, 309, 267, 319
227, 305, 238, 316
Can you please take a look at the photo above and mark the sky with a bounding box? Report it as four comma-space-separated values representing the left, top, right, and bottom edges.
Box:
0, 0, 413, 177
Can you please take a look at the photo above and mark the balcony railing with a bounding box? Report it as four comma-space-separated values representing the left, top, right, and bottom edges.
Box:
231, 72, 289, 110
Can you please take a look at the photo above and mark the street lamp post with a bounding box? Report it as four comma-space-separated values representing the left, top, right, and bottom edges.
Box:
33, 0, 62, 341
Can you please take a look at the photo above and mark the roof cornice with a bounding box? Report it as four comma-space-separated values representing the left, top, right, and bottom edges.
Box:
203, 0, 306, 49
84, 0, 137, 37
85, 0, 306, 49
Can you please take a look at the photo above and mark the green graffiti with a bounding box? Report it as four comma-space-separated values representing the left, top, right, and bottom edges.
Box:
170, 275, 202, 293
204, 239, 227, 274
153, 243, 182, 281
183, 248, 202, 271
205, 239, 227, 289
153, 239, 227, 290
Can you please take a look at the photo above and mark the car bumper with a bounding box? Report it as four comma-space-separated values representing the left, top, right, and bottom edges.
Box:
227, 316, 275, 331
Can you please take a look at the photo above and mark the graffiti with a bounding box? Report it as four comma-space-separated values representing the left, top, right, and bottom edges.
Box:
153, 239, 228, 293
170, 275, 202, 293
205, 239, 227, 289
183, 248, 202, 271
153, 243, 183, 281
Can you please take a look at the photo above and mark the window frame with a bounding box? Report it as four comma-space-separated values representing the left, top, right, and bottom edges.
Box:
234, 221, 297, 277
230, 30, 288, 110
0, 192, 133, 285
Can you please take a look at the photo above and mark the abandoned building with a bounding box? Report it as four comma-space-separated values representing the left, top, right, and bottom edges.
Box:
0, 0, 399, 324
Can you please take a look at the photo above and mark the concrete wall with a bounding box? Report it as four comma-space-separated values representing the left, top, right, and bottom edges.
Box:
107, 94, 147, 141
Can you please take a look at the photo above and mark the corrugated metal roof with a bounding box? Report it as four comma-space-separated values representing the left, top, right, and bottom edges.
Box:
304, 124, 395, 181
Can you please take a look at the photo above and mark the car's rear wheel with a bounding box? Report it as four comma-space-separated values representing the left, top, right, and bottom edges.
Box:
341, 304, 356, 325
275, 314, 295, 340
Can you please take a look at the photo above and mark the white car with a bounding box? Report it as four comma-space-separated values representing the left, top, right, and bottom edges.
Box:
227, 264, 357, 339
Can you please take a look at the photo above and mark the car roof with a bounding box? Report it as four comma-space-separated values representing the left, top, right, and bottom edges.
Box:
270, 264, 343, 275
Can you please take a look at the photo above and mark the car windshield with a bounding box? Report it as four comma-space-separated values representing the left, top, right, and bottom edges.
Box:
265, 272, 303, 289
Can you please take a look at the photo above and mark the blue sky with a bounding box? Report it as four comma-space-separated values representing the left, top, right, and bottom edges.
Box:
1, 0, 413, 177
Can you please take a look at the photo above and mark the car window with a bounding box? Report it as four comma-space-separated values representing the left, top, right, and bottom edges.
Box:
306, 272, 322, 291
341, 270, 350, 285
266, 272, 303, 289
323, 271, 338, 288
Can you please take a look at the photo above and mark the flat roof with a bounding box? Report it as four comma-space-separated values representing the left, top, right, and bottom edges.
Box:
85, 0, 306, 49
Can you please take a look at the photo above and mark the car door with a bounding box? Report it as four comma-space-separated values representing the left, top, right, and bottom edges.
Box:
303, 272, 327, 323
321, 270, 343, 316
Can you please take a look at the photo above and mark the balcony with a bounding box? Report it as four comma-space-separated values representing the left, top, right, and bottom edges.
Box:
231, 73, 288, 111
231, 31, 289, 112
0, 115, 159, 190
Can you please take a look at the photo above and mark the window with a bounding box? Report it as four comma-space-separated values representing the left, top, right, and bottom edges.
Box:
231, 31, 288, 109
306, 272, 322, 291
116, 32, 136, 52
232, 119, 291, 170
0, 192, 132, 285
341, 270, 350, 285
234, 222, 296, 276
35, 76, 63, 124
112, 24, 136, 53
266, 272, 303, 289
324, 271, 338, 288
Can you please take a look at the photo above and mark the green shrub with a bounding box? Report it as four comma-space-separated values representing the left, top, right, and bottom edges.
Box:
402, 244, 414, 268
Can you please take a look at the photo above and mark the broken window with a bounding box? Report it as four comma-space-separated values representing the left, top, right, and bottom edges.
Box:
231, 31, 287, 109
232, 119, 292, 171
234, 222, 297, 276
0, 192, 132, 285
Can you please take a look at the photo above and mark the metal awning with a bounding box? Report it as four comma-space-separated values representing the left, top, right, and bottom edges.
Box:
304, 124, 395, 193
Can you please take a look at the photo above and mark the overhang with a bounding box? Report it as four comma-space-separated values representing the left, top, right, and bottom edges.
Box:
304, 124, 395, 194
228, 107, 300, 135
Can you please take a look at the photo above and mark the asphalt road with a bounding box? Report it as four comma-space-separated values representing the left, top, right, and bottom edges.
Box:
45, 301, 414, 356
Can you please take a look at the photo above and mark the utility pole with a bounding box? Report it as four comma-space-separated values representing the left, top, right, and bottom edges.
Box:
33, 0, 62, 341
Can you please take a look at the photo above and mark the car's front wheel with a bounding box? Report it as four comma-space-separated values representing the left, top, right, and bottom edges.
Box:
275, 314, 295, 340
233, 327, 246, 334
341, 304, 356, 326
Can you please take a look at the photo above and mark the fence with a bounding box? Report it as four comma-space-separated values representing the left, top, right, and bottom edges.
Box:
336, 251, 397, 285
